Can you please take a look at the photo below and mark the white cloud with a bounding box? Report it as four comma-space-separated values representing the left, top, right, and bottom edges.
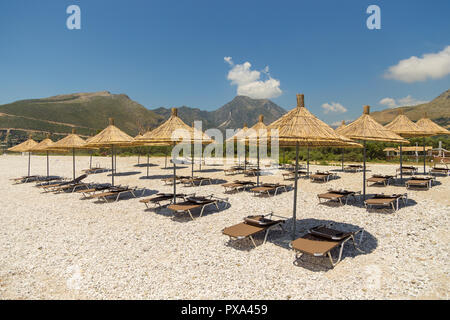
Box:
224, 57, 282, 99
321, 102, 347, 114
379, 95, 428, 108
384, 45, 450, 82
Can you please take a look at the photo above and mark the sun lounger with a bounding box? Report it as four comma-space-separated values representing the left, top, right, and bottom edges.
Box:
181, 176, 214, 187
317, 189, 360, 205
11, 175, 40, 184
224, 166, 245, 175
429, 165, 450, 176
282, 170, 308, 180
366, 174, 394, 186
396, 166, 418, 176
139, 193, 191, 209
38, 174, 88, 192
244, 168, 262, 177
250, 183, 292, 197
53, 182, 91, 193
405, 176, 435, 190
88, 186, 144, 202
310, 171, 337, 183
222, 213, 286, 248
82, 167, 109, 174
161, 175, 191, 185
222, 180, 255, 193
75, 183, 112, 198
167, 195, 229, 220
290, 224, 365, 268
364, 193, 408, 211
343, 164, 364, 172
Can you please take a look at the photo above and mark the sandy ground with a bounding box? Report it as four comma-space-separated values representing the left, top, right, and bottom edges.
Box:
0, 154, 448, 299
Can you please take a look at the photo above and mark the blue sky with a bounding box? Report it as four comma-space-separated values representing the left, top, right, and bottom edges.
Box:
0, 0, 449, 125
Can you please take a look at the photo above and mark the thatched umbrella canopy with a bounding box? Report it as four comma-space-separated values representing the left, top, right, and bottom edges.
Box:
85, 118, 133, 186
336, 105, 408, 198
137, 108, 214, 202
30, 133, 67, 177
265, 94, 355, 238
7, 136, 38, 177
226, 123, 249, 168
48, 129, 87, 180
415, 113, 450, 173
385, 110, 431, 178
336, 120, 347, 131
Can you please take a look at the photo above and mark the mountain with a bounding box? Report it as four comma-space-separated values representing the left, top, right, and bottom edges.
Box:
152, 96, 286, 131
0, 91, 163, 141
371, 89, 450, 128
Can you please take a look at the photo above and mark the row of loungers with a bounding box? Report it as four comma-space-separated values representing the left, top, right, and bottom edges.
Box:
222, 214, 365, 268
221, 180, 292, 197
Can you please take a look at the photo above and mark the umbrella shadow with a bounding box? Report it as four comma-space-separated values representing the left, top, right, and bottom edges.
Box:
270, 218, 377, 271
161, 166, 188, 170
139, 174, 177, 180
163, 200, 232, 223
193, 168, 223, 173
134, 163, 158, 168
364, 196, 418, 214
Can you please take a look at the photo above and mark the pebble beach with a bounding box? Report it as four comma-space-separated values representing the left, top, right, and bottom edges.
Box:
0, 154, 448, 299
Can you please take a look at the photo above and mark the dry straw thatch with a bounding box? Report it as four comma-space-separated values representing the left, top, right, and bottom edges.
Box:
336, 106, 408, 143
385, 110, 430, 138
267, 94, 355, 147
30, 134, 68, 153
416, 113, 450, 135
49, 129, 87, 150
85, 118, 134, 147
138, 108, 214, 145
7, 137, 38, 153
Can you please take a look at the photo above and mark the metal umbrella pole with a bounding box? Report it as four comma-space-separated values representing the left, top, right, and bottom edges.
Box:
341, 148, 344, 171
363, 140, 366, 200
146, 147, 150, 177
172, 143, 177, 204
165, 147, 168, 168
307, 146, 310, 177
111, 145, 114, 186
28, 151, 31, 177
400, 143, 403, 182
292, 141, 299, 239
256, 142, 260, 186
191, 142, 194, 179
72, 147, 75, 180
46, 150, 49, 177
423, 137, 426, 174
89, 150, 93, 169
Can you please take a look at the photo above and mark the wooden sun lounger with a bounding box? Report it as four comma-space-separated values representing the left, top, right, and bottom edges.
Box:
88, 186, 144, 203
250, 183, 292, 197
161, 175, 191, 185
244, 168, 262, 177
429, 166, 450, 176
11, 175, 40, 184
343, 165, 363, 172
222, 180, 255, 193
282, 170, 308, 180
167, 195, 229, 220
224, 166, 245, 175
367, 175, 394, 186
53, 182, 91, 193
82, 167, 109, 174
310, 172, 337, 183
405, 177, 435, 190
181, 176, 214, 187
38, 174, 87, 192
317, 190, 360, 205
396, 166, 418, 176
75, 184, 112, 198
139, 193, 191, 209
222, 213, 286, 248
290, 224, 365, 268
364, 193, 408, 211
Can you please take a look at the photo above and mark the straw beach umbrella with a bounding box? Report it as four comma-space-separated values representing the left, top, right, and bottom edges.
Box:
49, 129, 87, 180
336, 105, 408, 199
336, 121, 347, 171
227, 123, 249, 168
385, 110, 430, 180
29, 133, 67, 177
137, 108, 214, 203
7, 135, 38, 177
85, 118, 134, 186
130, 131, 170, 177
266, 94, 357, 238
416, 113, 450, 173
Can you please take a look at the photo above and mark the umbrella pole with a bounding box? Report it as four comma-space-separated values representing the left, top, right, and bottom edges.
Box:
199, 145, 202, 172
165, 147, 168, 168
423, 137, 426, 174
72, 148, 75, 180
90, 150, 92, 169
28, 151, 31, 177
115, 150, 117, 175
292, 142, 299, 239
111, 145, 114, 186
257, 143, 260, 186
400, 143, 403, 182
307, 146, 310, 177
363, 141, 366, 200
244, 144, 247, 171
147, 148, 150, 177
46, 150, 49, 177
191, 143, 194, 179
341, 148, 344, 171
173, 143, 177, 204
283, 148, 285, 163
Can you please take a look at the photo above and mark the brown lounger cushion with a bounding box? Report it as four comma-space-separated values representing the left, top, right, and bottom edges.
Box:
222, 222, 265, 238
290, 235, 340, 256
244, 215, 280, 227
